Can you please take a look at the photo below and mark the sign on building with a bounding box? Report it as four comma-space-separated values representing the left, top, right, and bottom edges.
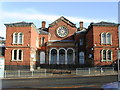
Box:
0, 57, 4, 78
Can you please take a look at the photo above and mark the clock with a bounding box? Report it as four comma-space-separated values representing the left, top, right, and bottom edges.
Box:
56, 26, 68, 37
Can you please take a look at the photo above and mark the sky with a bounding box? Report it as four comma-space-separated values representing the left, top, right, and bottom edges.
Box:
0, 1, 119, 38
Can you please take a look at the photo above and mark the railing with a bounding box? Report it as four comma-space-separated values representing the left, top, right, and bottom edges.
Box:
76, 67, 117, 76
4, 69, 51, 78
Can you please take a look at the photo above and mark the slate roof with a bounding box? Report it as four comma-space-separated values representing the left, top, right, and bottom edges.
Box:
49, 16, 76, 27
75, 28, 86, 34
90, 21, 118, 26
4, 21, 35, 27
38, 28, 49, 35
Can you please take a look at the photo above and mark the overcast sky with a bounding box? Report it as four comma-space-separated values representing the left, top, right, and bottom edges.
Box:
0, 1, 118, 38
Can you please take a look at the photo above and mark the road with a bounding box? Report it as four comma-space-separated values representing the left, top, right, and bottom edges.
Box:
2, 75, 117, 89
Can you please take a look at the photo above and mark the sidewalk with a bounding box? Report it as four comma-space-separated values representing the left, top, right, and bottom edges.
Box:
1, 72, 118, 80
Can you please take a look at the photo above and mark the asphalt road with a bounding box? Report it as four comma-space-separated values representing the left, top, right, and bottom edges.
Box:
2, 75, 117, 89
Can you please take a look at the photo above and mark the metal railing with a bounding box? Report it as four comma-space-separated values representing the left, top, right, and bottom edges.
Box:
4, 69, 51, 78
76, 67, 117, 76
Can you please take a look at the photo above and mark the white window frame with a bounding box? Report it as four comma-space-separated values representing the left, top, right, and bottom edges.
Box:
106, 32, 112, 45
12, 49, 23, 61
12, 32, 24, 44
101, 33, 106, 44
101, 32, 112, 45
101, 49, 112, 62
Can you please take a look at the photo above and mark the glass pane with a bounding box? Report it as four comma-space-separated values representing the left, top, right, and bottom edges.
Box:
102, 33, 106, 44
107, 50, 111, 60
18, 50, 22, 60
19, 33, 22, 44
14, 33, 18, 43
107, 33, 111, 44
14, 50, 17, 60
103, 50, 106, 60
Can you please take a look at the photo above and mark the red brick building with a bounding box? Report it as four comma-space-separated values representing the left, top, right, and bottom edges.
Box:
4, 16, 119, 70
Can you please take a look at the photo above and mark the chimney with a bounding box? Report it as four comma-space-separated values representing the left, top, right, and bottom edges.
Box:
42, 21, 46, 28
79, 21, 83, 29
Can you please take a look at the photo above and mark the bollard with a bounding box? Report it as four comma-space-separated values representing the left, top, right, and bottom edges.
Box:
18, 70, 20, 77
112, 67, 115, 74
32, 71, 34, 77
88, 68, 91, 75
76, 68, 78, 75
45, 69, 47, 77
100, 68, 103, 74
4, 71, 6, 78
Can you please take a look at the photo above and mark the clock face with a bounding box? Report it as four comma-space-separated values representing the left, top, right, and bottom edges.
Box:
56, 26, 68, 37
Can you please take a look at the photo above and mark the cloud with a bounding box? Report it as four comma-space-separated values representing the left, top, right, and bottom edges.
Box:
2, 11, 113, 24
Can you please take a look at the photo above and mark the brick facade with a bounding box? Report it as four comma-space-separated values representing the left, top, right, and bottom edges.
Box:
4, 17, 119, 70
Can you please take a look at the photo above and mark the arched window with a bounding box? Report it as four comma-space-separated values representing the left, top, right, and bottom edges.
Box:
103, 50, 106, 60
101, 49, 112, 61
18, 33, 23, 44
12, 49, 17, 60
101, 33, 106, 44
106, 33, 111, 44
13, 33, 18, 44
40, 51, 45, 64
12, 49, 23, 61
79, 52, 84, 64
67, 49, 73, 64
41, 37, 45, 46
13, 32, 23, 44
80, 38, 83, 46
107, 50, 112, 60
50, 49, 57, 64
101, 33, 112, 45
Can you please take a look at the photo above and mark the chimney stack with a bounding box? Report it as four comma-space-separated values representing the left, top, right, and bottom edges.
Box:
79, 21, 83, 29
42, 21, 46, 28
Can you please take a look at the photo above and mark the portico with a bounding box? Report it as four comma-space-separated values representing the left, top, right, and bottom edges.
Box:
49, 48, 75, 64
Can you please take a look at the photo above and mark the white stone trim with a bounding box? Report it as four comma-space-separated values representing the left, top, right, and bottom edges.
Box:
11, 49, 23, 61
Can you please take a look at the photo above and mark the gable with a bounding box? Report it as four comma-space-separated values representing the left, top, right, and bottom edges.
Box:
49, 16, 76, 28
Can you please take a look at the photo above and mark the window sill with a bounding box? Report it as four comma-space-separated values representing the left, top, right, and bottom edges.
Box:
12, 43, 23, 45
101, 43, 112, 45
101, 60, 112, 62
11, 60, 23, 62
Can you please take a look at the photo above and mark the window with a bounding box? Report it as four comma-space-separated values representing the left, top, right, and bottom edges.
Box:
103, 50, 106, 60
12, 49, 23, 61
13, 32, 23, 44
18, 33, 23, 44
40, 51, 45, 64
101, 33, 112, 44
106, 33, 111, 44
107, 50, 112, 60
79, 52, 84, 64
101, 33, 106, 44
41, 37, 45, 46
80, 38, 83, 45
101, 49, 112, 61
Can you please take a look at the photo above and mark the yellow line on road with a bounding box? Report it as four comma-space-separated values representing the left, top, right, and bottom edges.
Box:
47, 85, 97, 88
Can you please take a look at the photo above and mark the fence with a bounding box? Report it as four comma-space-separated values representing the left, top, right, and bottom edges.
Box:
4, 69, 52, 78
76, 67, 117, 76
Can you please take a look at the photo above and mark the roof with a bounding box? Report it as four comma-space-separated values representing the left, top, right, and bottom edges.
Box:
4, 21, 35, 27
38, 29, 49, 35
75, 28, 87, 34
90, 21, 118, 26
49, 16, 76, 27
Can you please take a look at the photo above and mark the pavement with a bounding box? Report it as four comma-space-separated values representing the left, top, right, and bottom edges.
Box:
1, 72, 118, 80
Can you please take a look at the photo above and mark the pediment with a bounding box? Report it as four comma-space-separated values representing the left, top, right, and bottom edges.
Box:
49, 16, 76, 28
